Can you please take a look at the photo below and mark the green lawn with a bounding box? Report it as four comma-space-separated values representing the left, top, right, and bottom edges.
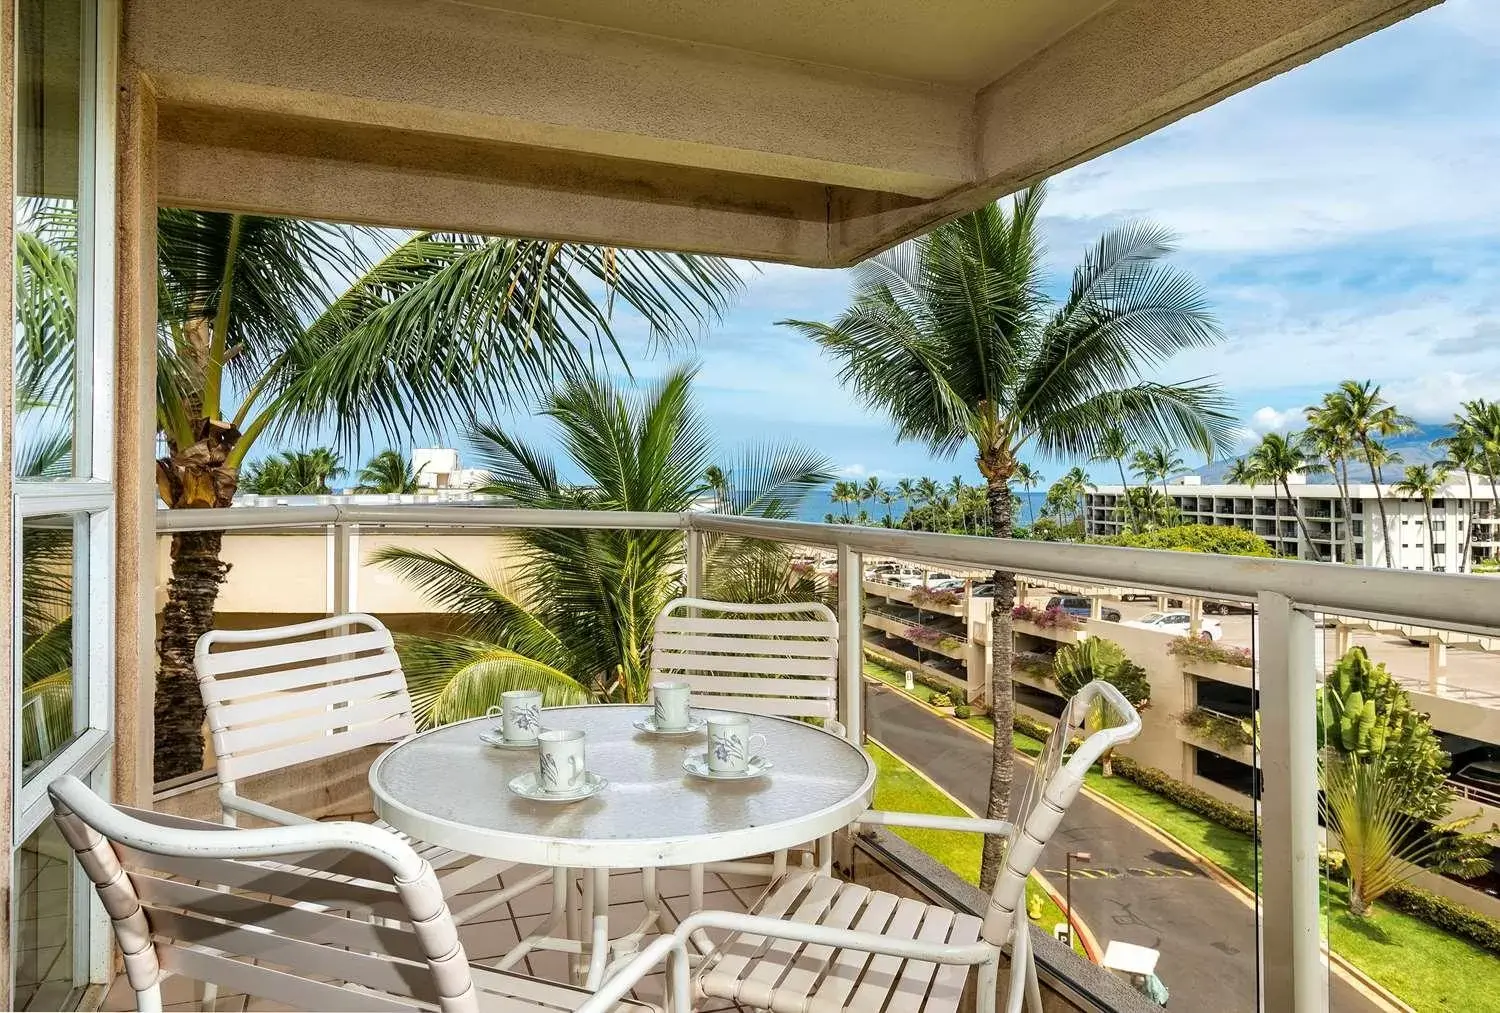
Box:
867, 741, 1083, 955
863, 656, 1500, 1012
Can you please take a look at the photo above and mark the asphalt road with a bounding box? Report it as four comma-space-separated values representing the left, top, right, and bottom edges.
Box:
864, 681, 1374, 1012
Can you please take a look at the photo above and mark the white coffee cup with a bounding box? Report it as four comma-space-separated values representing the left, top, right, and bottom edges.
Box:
705, 714, 767, 774
537, 729, 587, 794
486, 689, 543, 743
652, 681, 692, 730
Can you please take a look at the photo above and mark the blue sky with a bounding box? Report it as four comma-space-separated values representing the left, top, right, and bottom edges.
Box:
307, 0, 1500, 489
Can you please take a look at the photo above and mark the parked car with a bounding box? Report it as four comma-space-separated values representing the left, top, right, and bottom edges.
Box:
971, 583, 995, 597
1045, 595, 1121, 623
1203, 599, 1254, 615
1453, 758, 1500, 793
926, 578, 967, 592
1119, 591, 1184, 607
1122, 610, 1223, 640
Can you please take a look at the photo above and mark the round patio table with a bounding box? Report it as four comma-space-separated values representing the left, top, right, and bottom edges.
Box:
369, 704, 876, 982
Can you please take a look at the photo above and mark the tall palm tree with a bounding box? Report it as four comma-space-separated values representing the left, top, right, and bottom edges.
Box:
1320, 381, 1413, 568
357, 449, 426, 494
1093, 427, 1138, 533
1394, 464, 1448, 571
876, 489, 897, 526
12, 207, 742, 778
1051, 467, 1096, 535
375, 367, 833, 723
1303, 405, 1359, 564
830, 480, 857, 522
1139, 445, 1186, 501
915, 477, 941, 511
785, 187, 1236, 888
1013, 462, 1043, 527
1436, 431, 1484, 572
1223, 457, 1256, 485
1455, 399, 1500, 538
1245, 432, 1325, 561
861, 476, 884, 519
895, 477, 919, 523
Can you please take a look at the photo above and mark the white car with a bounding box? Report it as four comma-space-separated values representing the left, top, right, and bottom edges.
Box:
1122, 610, 1223, 641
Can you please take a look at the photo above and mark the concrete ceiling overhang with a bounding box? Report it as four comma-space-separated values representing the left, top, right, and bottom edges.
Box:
128, 0, 1438, 266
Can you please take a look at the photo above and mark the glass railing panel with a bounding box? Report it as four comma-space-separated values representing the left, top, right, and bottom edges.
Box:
1317, 614, 1500, 1013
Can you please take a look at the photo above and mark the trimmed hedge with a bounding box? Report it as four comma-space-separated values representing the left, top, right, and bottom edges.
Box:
1109, 756, 1260, 839
1383, 883, 1500, 955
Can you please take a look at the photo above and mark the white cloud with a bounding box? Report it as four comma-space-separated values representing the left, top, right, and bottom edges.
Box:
835, 463, 867, 477
1246, 406, 1301, 437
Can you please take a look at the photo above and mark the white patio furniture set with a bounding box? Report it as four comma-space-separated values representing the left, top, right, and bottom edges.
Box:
56, 600, 1140, 1013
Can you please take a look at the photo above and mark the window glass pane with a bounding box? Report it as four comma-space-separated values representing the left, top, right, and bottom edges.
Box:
14, 0, 84, 479
20, 514, 82, 781
13, 817, 78, 1010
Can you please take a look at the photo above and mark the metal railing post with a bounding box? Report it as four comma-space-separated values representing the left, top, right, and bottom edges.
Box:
685, 528, 705, 600
837, 543, 863, 743
1257, 590, 1324, 1013
331, 521, 355, 616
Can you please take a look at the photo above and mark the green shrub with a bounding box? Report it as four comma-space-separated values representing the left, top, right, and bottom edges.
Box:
1097, 523, 1275, 556
1177, 708, 1255, 751
929, 692, 954, 709
1110, 756, 1260, 838
953, 704, 973, 719
1167, 636, 1254, 668
1382, 883, 1500, 955
1015, 712, 1053, 743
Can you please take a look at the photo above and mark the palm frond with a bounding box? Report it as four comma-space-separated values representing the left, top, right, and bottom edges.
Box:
396, 634, 588, 729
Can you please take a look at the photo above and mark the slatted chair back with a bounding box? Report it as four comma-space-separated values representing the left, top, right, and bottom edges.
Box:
196, 613, 415, 786
980, 680, 1141, 945
47, 775, 478, 1013
649, 598, 841, 727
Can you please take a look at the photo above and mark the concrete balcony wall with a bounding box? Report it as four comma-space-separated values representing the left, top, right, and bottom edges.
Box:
1178, 657, 1255, 690
862, 579, 966, 617
1175, 718, 1256, 766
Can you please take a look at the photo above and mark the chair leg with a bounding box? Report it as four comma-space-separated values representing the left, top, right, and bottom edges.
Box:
136, 984, 164, 1013
975, 957, 999, 1013
1004, 928, 1030, 1013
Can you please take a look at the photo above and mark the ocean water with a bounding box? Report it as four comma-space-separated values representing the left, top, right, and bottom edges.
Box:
795, 487, 1049, 525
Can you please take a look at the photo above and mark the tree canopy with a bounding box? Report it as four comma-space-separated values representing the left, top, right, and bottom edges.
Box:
1098, 523, 1275, 557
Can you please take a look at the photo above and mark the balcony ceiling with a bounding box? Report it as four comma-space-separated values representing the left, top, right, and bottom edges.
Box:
130, 0, 1436, 266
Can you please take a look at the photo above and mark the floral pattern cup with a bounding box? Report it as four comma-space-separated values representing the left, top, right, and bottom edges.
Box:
705, 714, 767, 774
488, 689, 543, 744
537, 729, 587, 794
651, 681, 691, 730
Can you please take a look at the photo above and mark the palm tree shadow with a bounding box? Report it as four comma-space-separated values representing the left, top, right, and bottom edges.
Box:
1333, 912, 1393, 946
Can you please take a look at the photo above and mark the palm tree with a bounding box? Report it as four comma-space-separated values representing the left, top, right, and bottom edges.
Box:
784, 187, 1237, 889
375, 367, 832, 723
830, 480, 858, 522
1303, 405, 1359, 564
1013, 463, 1043, 527
10, 206, 742, 779
876, 489, 897, 526
1223, 457, 1256, 485
357, 449, 426, 494
1093, 428, 1138, 533
1135, 445, 1185, 503
1320, 381, 1413, 568
240, 448, 346, 495
1436, 431, 1484, 571
915, 477, 940, 511
861, 476, 884, 520
895, 477, 919, 523
1051, 467, 1096, 535
1455, 399, 1500, 541
1394, 464, 1448, 571
1245, 432, 1325, 561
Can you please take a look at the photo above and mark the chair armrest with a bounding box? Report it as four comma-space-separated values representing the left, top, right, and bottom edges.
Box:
675, 910, 994, 965
219, 790, 318, 827
853, 809, 1015, 837
572, 935, 686, 1013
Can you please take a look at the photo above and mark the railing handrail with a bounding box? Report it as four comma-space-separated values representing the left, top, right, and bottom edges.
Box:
1446, 777, 1500, 808
152, 504, 1500, 636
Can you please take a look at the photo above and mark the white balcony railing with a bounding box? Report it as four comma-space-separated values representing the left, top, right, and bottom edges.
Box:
154, 502, 1500, 1013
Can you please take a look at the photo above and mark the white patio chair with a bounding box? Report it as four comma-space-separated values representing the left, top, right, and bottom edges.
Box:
647, 597, 841, 906
194, 613, 546, 925
668, 680, 1142, 1013
47, 775, 677, 1013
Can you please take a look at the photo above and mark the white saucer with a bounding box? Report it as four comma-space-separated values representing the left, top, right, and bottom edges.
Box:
479, 727, 539, 750
633, 713, 707, 736
507, 770, 608, 803
682, 752, 773, 781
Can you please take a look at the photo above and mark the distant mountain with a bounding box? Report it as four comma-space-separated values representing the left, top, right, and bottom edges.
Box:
1194, 422, 1456, 484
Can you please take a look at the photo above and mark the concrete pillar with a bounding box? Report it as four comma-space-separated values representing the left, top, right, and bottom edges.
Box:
1088, 596, 1102, 620
1428, 640, 1448, 694
1156, 594, 1169, 611
1188, 597, 1203, 637
1334, 625, 1351, 659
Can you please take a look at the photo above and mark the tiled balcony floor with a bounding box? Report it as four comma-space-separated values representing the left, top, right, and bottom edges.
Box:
101, 862, 765, 1012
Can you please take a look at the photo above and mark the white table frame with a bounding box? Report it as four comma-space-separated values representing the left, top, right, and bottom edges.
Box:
369, 705, 876, 986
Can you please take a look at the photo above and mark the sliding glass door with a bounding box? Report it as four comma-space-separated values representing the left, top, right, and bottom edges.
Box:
11, 0, 116, 1006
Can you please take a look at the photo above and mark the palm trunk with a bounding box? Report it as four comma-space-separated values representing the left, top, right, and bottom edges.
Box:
1115, 460, 1136, 533
980, 466, 1016, 892
1424, 497, 1437, 571
1283, 479, 1324, 562
1461, 472, 1476, 572
1332, 456, 1354, 564
1362, 440, 1396, 567
154, 429, 241, 781
1489, 468, 1500, 563
154, 529, 230, 780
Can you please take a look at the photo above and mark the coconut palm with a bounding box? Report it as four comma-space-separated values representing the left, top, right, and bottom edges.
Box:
1244, 432, 1325, 561
1318, 382, 1413, 568
1302, 407, 1358, 564
1134, 445, 1186, 502
876, 489, 897, 526
9, 205, 742, 779
781, 187, 1234, 885
1394, 464, 1448, 571
894, 477, 919, 522
240, 447, 346, 495
1013, 462, 1043, 528
357, 449, 426, 494
1454, 399, 1500, 539
830, 480, 858, 522
915, 477, 941, 510
1093, 428, 1138, 533
1436, 431, 1484, 571
1051, 467, 1097, 536
1116, 486, 1177, 531
1223, 457, 1256, 486
374, 367, 832, 724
